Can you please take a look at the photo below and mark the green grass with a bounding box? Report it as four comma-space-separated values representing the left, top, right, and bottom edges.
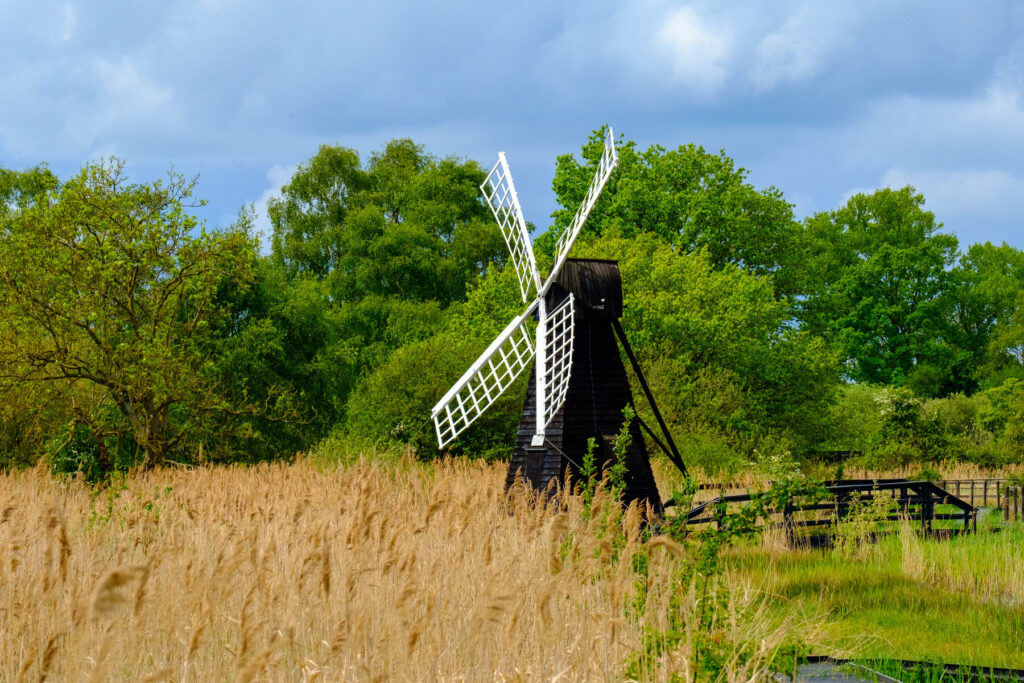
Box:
723, 522, 1024, 668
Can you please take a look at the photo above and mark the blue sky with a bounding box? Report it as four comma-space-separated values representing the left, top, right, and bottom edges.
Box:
2, 1, 1023, 249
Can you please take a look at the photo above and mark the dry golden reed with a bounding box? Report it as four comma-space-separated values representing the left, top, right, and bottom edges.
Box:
0, 456, 817, 681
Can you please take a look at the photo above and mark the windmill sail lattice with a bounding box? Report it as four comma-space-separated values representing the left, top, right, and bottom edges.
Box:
481, 153, 540, 303
539, 294, 574, 430
549, 134, 618, 283
432, 308, 536, 448
431, 128, 617, 449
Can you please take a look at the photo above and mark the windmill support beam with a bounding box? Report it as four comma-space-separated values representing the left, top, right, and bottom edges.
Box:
633, 413, 676, 469
611, 318, 689, 479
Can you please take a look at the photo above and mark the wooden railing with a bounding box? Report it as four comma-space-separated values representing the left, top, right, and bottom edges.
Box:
686, 480, 977, 540
696, 478, 1013, 508
938, 479, 1016, 509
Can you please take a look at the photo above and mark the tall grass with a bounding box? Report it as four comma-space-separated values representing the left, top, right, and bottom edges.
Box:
899, 515, 1024, 607
724, 515, 1024, 667
0, 457, 820, 681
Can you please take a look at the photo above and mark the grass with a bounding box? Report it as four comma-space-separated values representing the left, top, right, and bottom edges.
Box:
723, 520, 1024, 668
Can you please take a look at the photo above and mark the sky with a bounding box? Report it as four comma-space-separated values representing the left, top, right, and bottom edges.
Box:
2, 0, 1024, 250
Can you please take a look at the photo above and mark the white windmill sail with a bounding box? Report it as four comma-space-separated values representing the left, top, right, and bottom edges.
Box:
538, 293, 575, 430
547, 127, 618, 288
432, 304, 538, 448
481, 153, 542, 303
432, 129, 617, 449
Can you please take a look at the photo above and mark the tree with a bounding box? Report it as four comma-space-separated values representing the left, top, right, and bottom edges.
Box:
342, 265, 527, 458
0, 159, 265, 470
575, 229, 841, 464
797, 187, 960, 394
951, 242, 1024, 389
550, 128, 802, 294
254, 140, 509, 446
0, 164, 58, 218
269, 145, 366, 280
269, 140, 505, 306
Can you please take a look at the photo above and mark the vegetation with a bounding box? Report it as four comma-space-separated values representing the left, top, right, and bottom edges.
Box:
1, 127, 1023, 478
0, 456, 827, 681
4, 127, 1024, 679
3, 455, 1022, 680
725, 520, 1024, 668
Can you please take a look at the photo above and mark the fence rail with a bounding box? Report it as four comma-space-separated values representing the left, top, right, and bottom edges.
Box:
939, 479, 1011, 508
686, 480, 977, 542
698, 478, 1012, 508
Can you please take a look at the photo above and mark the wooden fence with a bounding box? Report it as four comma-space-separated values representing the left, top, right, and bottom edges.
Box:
686, 480, 977, 540
694, 478, 1024, 521
698, 479, 1009, 502
1001, 485, 1024, 522
939, 479, 1014, 509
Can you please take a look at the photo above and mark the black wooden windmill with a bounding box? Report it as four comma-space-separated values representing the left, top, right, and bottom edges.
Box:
431, 130, 688, 508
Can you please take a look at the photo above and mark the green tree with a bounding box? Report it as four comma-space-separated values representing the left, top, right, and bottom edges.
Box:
252, 139, 508, 450
576, 229, 840, 466
343, 265, 526, 457
953, 243, 1024, 388
550, 128, 801, 294
0, 164, 58, 218
798, 187, 960, 394
269, 140, 504, 305
0, 159, 267, 470
269, 145, 366, 279
986, 290, 1024, 384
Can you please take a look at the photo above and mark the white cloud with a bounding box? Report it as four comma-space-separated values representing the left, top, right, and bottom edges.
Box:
535, 1, 738, 99
751, 9, 826, 90
655, 7, 732, 93
881, 167, 1024, 224
93, 57, 172, 115
251, 163, 297, 253
54, 3, 76, 43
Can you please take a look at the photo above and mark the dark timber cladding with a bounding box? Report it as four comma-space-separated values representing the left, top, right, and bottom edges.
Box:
506, 258, 662, 509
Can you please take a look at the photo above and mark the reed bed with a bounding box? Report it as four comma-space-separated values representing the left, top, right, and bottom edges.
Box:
0, 457, 819, 682
899, 517, 1024, 607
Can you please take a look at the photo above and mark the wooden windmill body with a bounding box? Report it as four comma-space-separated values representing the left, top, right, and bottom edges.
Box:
507, 258, 663, 507
431, 130, 687, 507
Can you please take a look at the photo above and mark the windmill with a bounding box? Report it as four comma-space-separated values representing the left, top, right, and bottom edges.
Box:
430, 129, 687, 507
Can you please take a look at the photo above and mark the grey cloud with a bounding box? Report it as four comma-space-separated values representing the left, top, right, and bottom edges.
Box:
2, 0, 1023, 248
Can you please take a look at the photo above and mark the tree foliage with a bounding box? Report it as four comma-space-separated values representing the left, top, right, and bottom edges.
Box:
3, 131, 1024, 475
797, 187, 961, 393
551, 128, 802, 294
575, 229, 840, 471
270, 140, 505, 305
0, 160, 268, 470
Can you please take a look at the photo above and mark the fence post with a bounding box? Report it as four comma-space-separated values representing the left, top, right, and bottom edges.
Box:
971, 480, 976, 507
921, 490, 933, 535
983, 479, 988, 507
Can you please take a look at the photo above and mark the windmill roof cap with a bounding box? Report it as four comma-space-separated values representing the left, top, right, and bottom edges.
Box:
554, 258, 623, 319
